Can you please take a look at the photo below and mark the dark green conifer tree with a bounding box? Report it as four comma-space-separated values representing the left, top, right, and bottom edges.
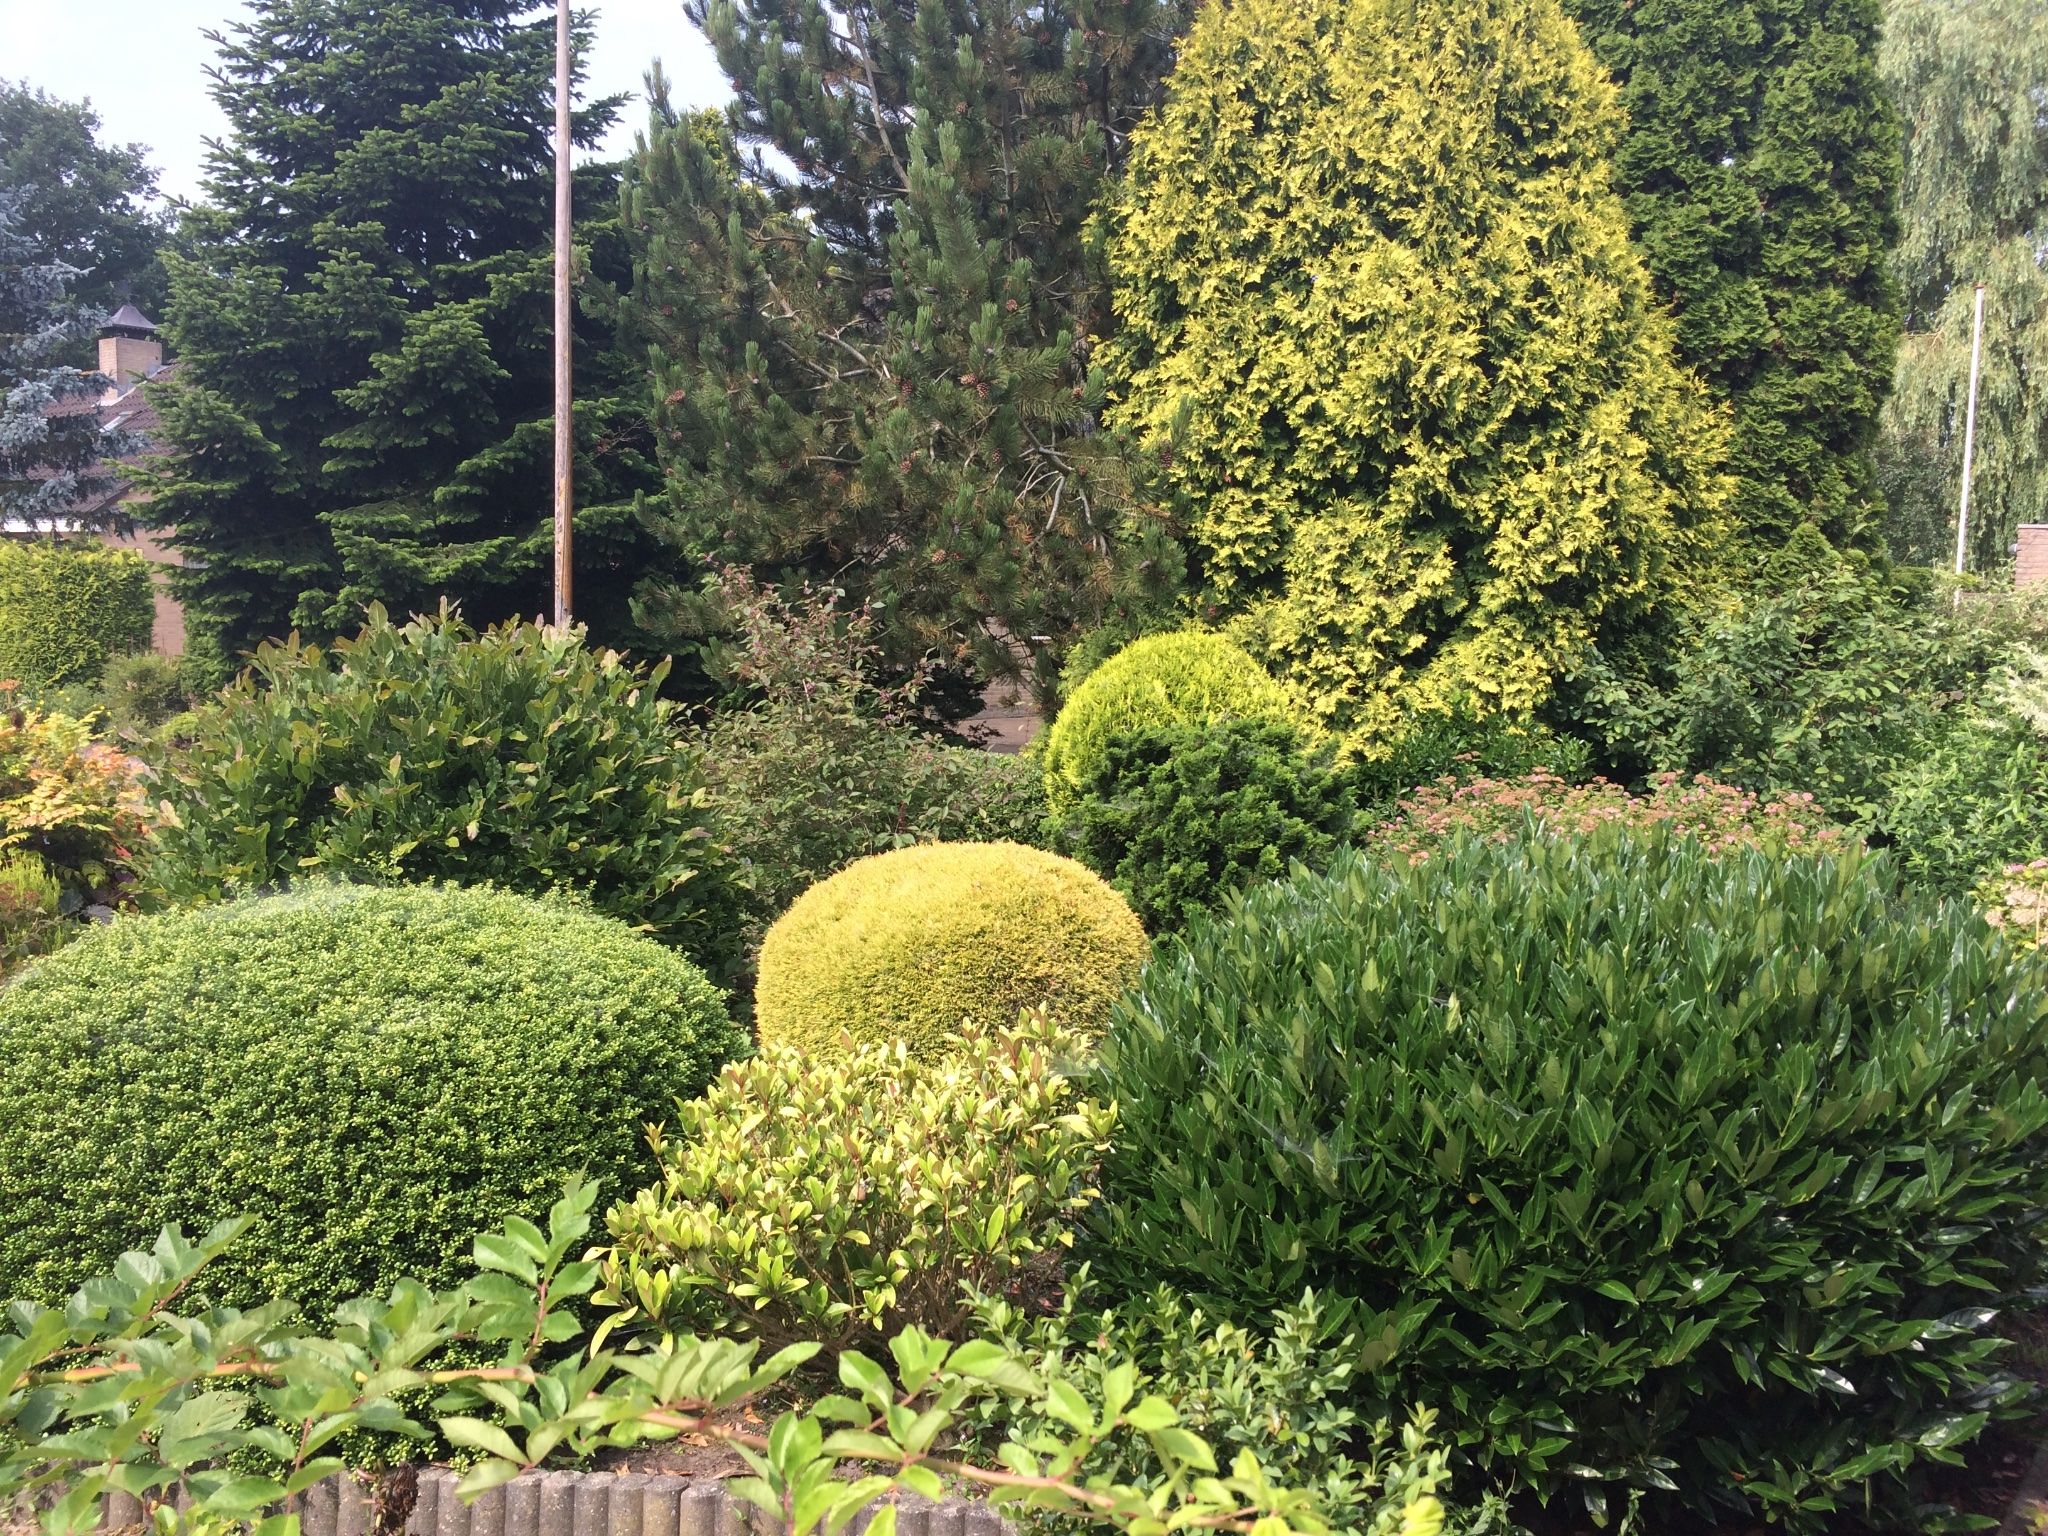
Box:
135, 1, 661, 671
1561, 0, 1902, 553
620, 0, 1190, 704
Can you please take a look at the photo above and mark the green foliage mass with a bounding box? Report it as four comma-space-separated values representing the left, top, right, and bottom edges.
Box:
596, 1013, 1114, 1354
0, 850, 63, 978
1050, 721, 1354, 933
0, 80, 164, 319
693, 572, 1044, 955
754, 841, 1148, 1060
1562, 0, 1901, 553
1102, 0, 1731, 747
972, 1285, 1501, 1536
3, 1184, 1426, 1536
0, 540, 153, 693
1879, 0, 2048, 569
1092, 829, 2048, 1528
1040, 631, 1298, 813
129, 0, 663, 663
0, 883, 743, 1316
618, 0, 1193, 704
140, 606, 744, 977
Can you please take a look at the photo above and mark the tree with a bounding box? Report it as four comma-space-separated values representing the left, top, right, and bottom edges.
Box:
133, 0, 659, 673
619, 0, 1192, 706
1560, 0, 1902, 555
1878, 0, 2048, 569
0, 190, 139, 530
0, 82, 165, 320
1100, 0, 1731, 749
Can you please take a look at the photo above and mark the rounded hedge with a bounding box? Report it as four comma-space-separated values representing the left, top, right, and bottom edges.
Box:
0, 883, 745, 1314
1041, 630, 1298, 812
0, 540, 154, 692
1093, 827, 2048, 1525
755, 842, 1148, 1058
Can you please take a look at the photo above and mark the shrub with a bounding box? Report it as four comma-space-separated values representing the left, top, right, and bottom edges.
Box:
1092, 829, 2048, 1528
1369, 769, 1848, 866
1981, 858, 2048, 945
971, 1285, 1498, 1536
0, 698, 148, 910
1050, 720, 1354, 932
140, 605, 744, 976
94, 651, 190, 736
4, 1188, 1388, 1536
699, 570, 1047, 955
0, 540, 154, 692
0, 852, 63, 977
755, 842, 1148, 1059
1039, 631, 1298, 813
1878, 705, 2048, 897
595, 1012, 1114, 1353
0, 882, 744, 1315
1345, 701, 1593, 814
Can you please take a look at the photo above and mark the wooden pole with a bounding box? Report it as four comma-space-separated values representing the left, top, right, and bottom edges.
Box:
552, 0, 574, 626
1953, 280, 1988, 579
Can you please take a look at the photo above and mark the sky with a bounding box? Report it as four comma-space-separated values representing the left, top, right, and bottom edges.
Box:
0, 0, 734, 204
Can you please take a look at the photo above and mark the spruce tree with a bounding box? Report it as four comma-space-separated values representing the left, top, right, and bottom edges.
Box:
1561, 0, 1901, 553
1102, 0, 1731, 749
1879, 0, 2048, 567
0, 190, 140, 529
620, 0, 1190, 703
135, 0, 658, 670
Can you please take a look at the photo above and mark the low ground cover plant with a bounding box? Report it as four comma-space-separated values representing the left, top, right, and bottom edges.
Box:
2, 1184, 1416, 1536
1092, 827, 2048, 1529
1050, 720, 1354, 932
754, 842, 1148, 1059
596, 1012, 1114, 1353
0, 882, 743, 1314
140, 605, 744, 975
1041, 631, 1299, 812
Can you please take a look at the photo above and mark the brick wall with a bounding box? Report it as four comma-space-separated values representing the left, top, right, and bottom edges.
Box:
2017, 526, 2048, 590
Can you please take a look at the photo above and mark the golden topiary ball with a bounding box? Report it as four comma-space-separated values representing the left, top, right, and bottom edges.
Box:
755, 841, 1150, 1059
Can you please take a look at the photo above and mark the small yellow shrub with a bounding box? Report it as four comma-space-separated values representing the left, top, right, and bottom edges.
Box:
1041, 630, 1299, 811
755, 841, 1148, 1058
593, 1011, 1116, 1352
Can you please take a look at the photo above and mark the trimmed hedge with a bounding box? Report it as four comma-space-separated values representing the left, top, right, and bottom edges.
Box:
755, 841, 1148, 1058
0, 540, 154, 692
0, 883, 744, 1315
1093, 828, 2048, 1527
1050, 720, 1354, 932
1041, 631, 1297, 812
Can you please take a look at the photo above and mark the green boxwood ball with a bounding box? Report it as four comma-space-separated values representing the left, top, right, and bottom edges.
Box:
755, 841, 1149, 1059
1041, 630, 1299, 812
0, 882, 744, 1314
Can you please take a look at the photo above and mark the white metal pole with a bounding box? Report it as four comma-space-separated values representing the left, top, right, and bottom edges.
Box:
552, 0, 574, 626
1954, 280, 1988, 577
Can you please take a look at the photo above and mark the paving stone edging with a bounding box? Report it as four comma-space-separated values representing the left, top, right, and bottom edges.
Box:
101, 1469, 1011, 1536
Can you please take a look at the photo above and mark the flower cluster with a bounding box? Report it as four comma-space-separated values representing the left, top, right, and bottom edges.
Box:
1370, 770, 1848, 864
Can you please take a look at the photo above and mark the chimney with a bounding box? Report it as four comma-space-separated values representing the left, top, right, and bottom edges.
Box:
98, 305, 163, 402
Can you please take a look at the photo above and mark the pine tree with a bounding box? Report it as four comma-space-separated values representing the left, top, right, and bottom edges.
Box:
134, 0, 659, 669
620, 0, 1191, 703
0, 190, 140, 530
0, 82, 166, 319
1101, 0, 1731, 749
1879, 0, 2048, 567
1561, 0, 1901, 553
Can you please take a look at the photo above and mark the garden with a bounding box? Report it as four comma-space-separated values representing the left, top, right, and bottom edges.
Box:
5, 0, 2048, 1530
